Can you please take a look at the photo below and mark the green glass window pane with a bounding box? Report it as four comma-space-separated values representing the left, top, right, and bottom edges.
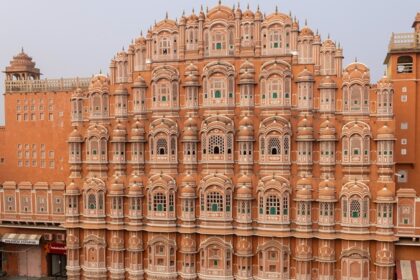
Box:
162, 96, 167, 102
283, 209, 288, 215
352, 211, 359, 218
216, 42, 222, 50
274, 42, 279, 48
212, 203, 218, 212
157, 204, 163, 212
270, 207, 276, 215
259, 208, 263, 214
226, 205, 231, 212
272, 92, 278, 98
169, 205, 174, 211
215, 90, 221, 98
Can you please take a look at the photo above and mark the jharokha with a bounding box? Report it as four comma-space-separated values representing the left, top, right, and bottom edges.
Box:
0, 3, 420, 280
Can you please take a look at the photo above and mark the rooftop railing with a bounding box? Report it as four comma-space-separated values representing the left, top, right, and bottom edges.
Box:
4, 77, 91, 93
388, 32, 420, 51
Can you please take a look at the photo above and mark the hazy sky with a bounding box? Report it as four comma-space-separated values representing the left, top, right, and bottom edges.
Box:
0, 0, 418, 124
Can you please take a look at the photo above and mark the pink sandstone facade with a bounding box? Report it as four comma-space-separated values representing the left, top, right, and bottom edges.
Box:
0, 4, 419, 280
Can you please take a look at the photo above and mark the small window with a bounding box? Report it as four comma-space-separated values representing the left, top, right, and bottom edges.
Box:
401, 148, 407, 155
401, 95, 408, 102
397, 56, 413, 73
397, 170, 408, 183
400, 122, 408, 130
401, 138, 407, 145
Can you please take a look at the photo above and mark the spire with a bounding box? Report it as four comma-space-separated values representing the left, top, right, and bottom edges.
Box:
192, 8, 194, 14
327, 33, 330, 39
305, 18, 308, 26
237, 1, 240, 8
165, 11, 168, 20
218, 0, 221, 5
21, 46, 24, 53
247, 3, 249, 10
200, 4, 203, 12
182, 10, 185, 16
355, 57, 358, 62
275, 5, 278, 14
140, 30, 143, 36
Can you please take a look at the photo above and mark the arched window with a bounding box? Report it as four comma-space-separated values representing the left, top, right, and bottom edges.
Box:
397, 56, 413, 73
341, 122, 371, 165
83, 178, 106, 217
202, 61, 235, 108
257, 241, 290, 279
257, 176, 291, 225
259, 117, 291, 164
151, 66, 179, 110
340, 182, 370, 227
201, 115, 234, 163
199, 238, 233, 277
148, 237, 176, 273
149, 118, 178, 163
259, 61, 292, 107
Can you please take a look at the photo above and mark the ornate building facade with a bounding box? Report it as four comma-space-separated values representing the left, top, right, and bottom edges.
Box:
1, 3, 419, 280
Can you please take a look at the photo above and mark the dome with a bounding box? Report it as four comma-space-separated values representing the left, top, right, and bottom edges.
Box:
296, 68, 314, 82
343, 62, 370, 82
377, 187, 394, 200
110, 177, 124, 195
89, 74, 110, 92
297, 177, 312, 187
112, 123, 127, 138
180, 235, 196, 253
131, 120, 145, 139
318, 187, 336, 201
132, 75, 147, 88
5, 49, 41, 77
239, 116, 253, 127
319, 76, 337, 88
180, 185, 196, 197
377, 125, 394, 139
72, 88, 84, 98
68, 128, 83, 142
296, 187, 312, 201
319, 179, 335, 189
300, 26, 314, 36
181, 173, 196, 186
236, 186, 252, 197
66, 181, 80, 193
184, 63, 199, 84
242, 8, 254, 19
237, 174, 252, 185
322, 39, 336, 49
115, 84, 128, 95
238, 125, 254, 137
297, 117, 314, 139
184, 117, 198, 128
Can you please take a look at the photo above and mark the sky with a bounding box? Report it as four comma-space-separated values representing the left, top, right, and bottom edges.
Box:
0, 0, 418, 124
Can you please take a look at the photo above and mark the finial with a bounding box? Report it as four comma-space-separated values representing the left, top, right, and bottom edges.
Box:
232, 4, 235, 10
165, 11, 168, 19
257, 4, 260, 11
275, 5, 278, 14
247, 3, 249, 10
140, 30, 143, 36
237, 2, 240, 8
21, 46, 24, 53
122, 46, 125, 51
327, 33, 330, 39
192, 8, 194, 14
200, 4, 203, 12
206, 6, 209, 13
99, 69, 102, 75
154, 20, 157, 26
316, 29, 319, 35
182, 10, 185, 16
289, 10, 292, 17
218, 0, 221, 5
305, 18, 307, 26
355, 57, 358, 62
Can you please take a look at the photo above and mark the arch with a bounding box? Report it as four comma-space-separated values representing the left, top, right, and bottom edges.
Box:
200, 115, 234, 162
259, 117, 292, 163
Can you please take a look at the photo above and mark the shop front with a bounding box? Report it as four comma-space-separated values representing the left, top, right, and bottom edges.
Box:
0, 233, 43, 277
46, 242, 67, 277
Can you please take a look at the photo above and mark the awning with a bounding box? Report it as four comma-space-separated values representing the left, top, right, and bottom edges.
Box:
47, 242, 66, 255
397, 260, 420, 280
1, 233, 42, 245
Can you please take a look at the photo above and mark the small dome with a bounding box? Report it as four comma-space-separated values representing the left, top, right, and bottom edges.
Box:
297, 117, 314, 139
132, 75, 147, 88
181, 173, 196, 185
236, 186, 252, 196
237, 174, 252, 185
300, 26, 314, 36
242, 8, 254, 19
377, 125, 394, 137
68, 128, 83, 142
89, 74, 109, 92
113, 123, 127, 138
320, 119, 334, 129
131, 120, 145, 138
377, 187, 393, 199
319, 76, 337, 88
296, 188, 312, 200
319, 179, 335, 189
66, 181, 80, 193
184, 117, 198, 127
297, 177, 312, 187
296, 68, 314, 82
238, 125, 254, 137
129, 174, 142, 186
239, 116, 253, 127
318, 187, 336, 201
180, 185, 196, 198
343, 62, 370, 82
115, 84, 128, 95
110, 177, 124, 194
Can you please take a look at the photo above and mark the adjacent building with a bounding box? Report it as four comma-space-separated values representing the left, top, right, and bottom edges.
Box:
0, 3, 418, 280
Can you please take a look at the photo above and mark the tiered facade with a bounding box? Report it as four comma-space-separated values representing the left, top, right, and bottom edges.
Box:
4, 4, 420, 280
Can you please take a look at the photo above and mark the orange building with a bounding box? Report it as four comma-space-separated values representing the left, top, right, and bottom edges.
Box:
0, 4, 418, 280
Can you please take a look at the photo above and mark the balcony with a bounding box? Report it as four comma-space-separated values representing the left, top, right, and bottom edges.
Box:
4, 77, 90, 93
388, 32, 420, 51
